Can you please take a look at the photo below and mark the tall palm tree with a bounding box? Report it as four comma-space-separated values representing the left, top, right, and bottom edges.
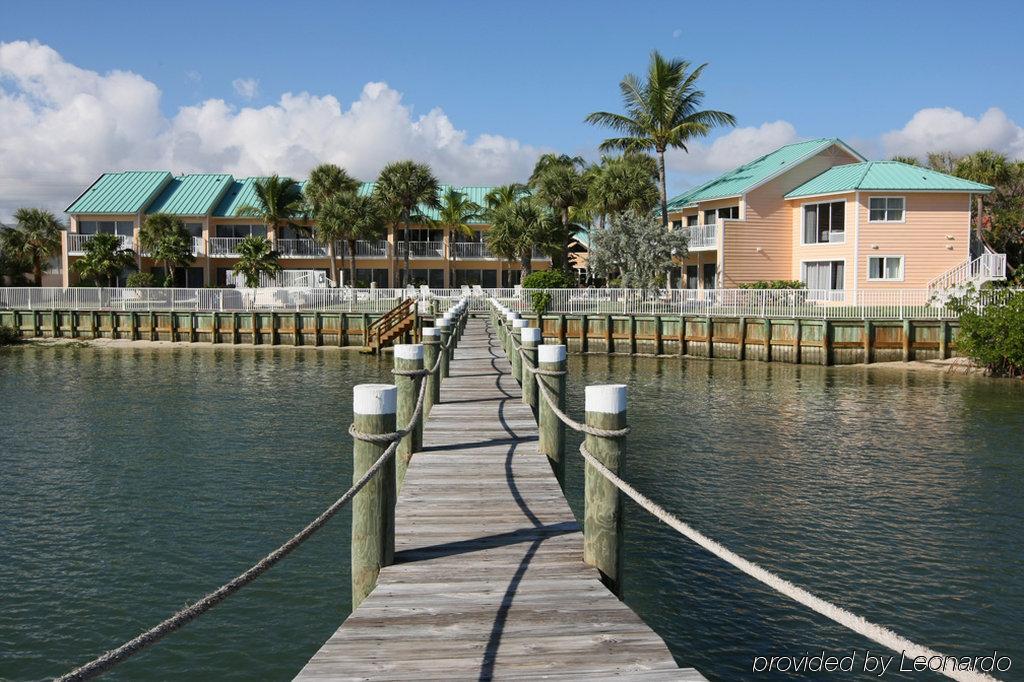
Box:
586, 51, 736, 226
304, 163, 361, 286
486, 196, 558, 279
954, 151, 1012, 247
72, 232, 136, 287
436, 188, 481, 276
318, 193, 387, 287
139, 213, 194, 286
239, 174, 305, 241
6, 208, 63, 286
232, 235, 282, 288
530, 155, 588, 273
373, 161, 441, 287
483, 183, 528, 211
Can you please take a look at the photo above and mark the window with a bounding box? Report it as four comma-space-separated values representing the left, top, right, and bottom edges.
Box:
702, 263, 717, 289
502, 269, 522, 287
685, 265, 699, 289
215, 224, 266, 238
184, 223, 203, 238
802, 260, 845, 291
686, 215, 698, 227
80, 220, 133, 236
802, 201, 845, 244
354, 268, 389, 288
869, 197, 904, 222
868, 256, 904, 281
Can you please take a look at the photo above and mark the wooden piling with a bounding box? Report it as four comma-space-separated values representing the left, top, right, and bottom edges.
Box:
521, 327, 541, 412
794, 319, 803, 364
437, 320, 452, 379
583, 383, 627, 597
422, 327, 441, 417
654, 316, 663, 355
738, 317, 747, 360
580, 314, 589, 353
764, 319, 773, 362
902, 319, 912, 362
939, 320, 949, 359
863, 320, 873, 364
351, 383, 397, 610
511, 319, 529, 384
538, 344, 567, 490
394, 344, 424, 488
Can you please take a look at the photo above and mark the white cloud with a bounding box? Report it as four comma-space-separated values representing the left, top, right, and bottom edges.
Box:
0, 40, 546, 220
665, 120, 800, 178
231, 77, 259, 100
671, 29, 682, 39
882, 107, 1024, 160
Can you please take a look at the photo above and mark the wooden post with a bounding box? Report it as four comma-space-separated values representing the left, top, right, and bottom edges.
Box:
678, 315, 686, 356
271, 314, 280, 345
503, 312, 519, 359
313, 312, 321, 347
232, 313, 239, 345
189, 313, 197, 343
583, 383, 626, 597
251, 312, 259, 345
511, 319, 529, 384
362, 313, 370, 347
394, 344, 424, 488
794, 319, 803, 365
822, 320, 832, 366
339, 313, 348, 348
91, 311, 98, 339
170, 313, 177, 342
521, 327, 541, 412
211, 312, 218, 344
604, 314, 612, 352
436, 319, 452, 379
351, 384, 397, 610
51, 310, 59, 338
580, 314, 589, 353
902, 319, 911, 362
559, 314, 567, 347
863, 320, 873, 364
70, 311, 78, 338
628, 316, 637, 355
150, 311, 157, 342
764, 319, 773, 362
654, 316, 663, 355
422, 327, 441, 416
111, 312, 118, 340
738, 317, 747, 360
706, 317, 714, 358
939, 320, 949, 359
538, 344, 567, 490
33, 311, 41, 338
130, 312, 139, 341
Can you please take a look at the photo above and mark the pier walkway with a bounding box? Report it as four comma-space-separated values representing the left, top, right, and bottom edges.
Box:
295, 317, 701, 680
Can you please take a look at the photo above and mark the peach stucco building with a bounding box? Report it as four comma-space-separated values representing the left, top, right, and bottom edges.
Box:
666, 138, 1003, 294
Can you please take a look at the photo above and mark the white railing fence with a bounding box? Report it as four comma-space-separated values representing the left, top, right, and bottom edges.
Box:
395, 241, 445, 258
1, 287, 1019, 319
687, 224, 717, 249
67, 233, 134, 254
927, 250, 1008, 293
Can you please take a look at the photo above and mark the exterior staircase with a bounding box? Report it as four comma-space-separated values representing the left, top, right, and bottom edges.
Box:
363, 298, 417, 353
927, 248, 1007, 300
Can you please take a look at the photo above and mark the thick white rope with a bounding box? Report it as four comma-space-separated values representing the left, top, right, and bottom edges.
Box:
577, 442, 1000, 682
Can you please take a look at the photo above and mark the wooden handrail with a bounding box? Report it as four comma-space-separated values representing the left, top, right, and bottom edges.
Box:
367, 298, 415, 350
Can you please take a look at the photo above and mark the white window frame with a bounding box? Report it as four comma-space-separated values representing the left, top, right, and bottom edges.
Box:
800, 199, 847, 245
800, 258, 847, 291
868, 196, 906, 223
867, 255, 905, 282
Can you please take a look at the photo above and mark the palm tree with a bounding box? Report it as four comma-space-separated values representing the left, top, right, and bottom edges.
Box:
587, 154, 659, 229
586, 51, 736, 226
0, 227, 30, 284
483, 184, 528, 211
239, 174, 305, 241
304, 163, 361, 286
374, 161, 441, 287
72, 233, 136, 287
437, 188, 481, 276
486, 196, 558, 279
232, 235, 282, 288
954, 151, 1012, 247
4, 208, 63, 286
889, 155, 921, 166
530, 154, 588, 273
139, 213, 194, 286
318, 193, 387, 287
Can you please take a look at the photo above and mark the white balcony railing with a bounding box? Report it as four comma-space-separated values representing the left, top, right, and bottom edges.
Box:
208, 237, 247, 257
395, 241, 445, 258
927, 249, 1007, 293
338, 240, 389, 258
277, 238, 329, 258
451, 242, 495, 259
67, 233, 134, 255
191, 237, 205, 256
686, 224, 717, 250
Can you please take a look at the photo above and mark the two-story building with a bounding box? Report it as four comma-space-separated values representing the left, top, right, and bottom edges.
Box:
61, 173, 551, 288
666, 138, 1003, 294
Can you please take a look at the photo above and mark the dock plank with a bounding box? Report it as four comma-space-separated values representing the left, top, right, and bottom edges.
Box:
295, 317, 702, 680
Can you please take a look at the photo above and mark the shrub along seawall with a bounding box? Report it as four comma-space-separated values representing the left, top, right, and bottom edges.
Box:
522, 313, 961, 365
0, 307, 962, 365
0, 309, 389, 347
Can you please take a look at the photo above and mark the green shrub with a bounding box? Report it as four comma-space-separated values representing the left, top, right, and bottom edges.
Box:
738, 280, 805, 289
531, 290, 552, 317
522, 270, 576, 289
0, 325, 21, 346
949, 289, 1024, 376
126, 272, 156, 287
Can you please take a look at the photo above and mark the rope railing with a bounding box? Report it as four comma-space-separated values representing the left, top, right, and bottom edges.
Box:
488, 297, 998, 682
58, 301, 468, 681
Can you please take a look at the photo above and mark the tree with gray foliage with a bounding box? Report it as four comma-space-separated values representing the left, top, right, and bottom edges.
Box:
588, 209, 688, 289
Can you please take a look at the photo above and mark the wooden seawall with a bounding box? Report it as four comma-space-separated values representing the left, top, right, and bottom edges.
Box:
295, 318, 703, 680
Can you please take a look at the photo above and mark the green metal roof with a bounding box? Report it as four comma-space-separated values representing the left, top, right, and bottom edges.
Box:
785, 161, 994, 198
356, 182, 497, 224
667, 138, 862, 210
146, 174, 234, 216
66, 171, 172, 214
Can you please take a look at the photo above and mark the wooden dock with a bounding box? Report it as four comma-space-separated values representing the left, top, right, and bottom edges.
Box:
295, 317, 702, 680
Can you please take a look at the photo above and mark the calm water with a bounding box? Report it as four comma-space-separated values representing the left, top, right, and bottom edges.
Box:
1, 345, 1022, 681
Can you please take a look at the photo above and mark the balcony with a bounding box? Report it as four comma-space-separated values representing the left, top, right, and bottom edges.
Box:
191, 237, 205, 256
395, 241, 445, 259
686, 224, 717, 250
277, 238, 329, 258
68, 233, 134, 255
338, 240, 389, 258
451, 242, 495, 259
208, 237, 247, 257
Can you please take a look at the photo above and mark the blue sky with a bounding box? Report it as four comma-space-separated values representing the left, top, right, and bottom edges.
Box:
1, 0, 1023, 217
